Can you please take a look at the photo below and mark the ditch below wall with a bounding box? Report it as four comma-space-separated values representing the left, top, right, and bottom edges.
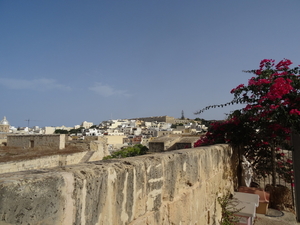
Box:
0, 144, 234, 225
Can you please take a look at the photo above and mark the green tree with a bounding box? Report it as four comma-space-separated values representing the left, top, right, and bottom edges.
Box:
69, 127, 84, 134
54, 129, 68, 134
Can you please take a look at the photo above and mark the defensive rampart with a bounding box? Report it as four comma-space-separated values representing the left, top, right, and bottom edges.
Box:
0, 144, 234, 225
7, 134, 65, 149
0, 141, 109, 174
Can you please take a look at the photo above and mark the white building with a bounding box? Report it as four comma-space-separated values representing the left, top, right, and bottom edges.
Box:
83, 128, 102, 136
133, 127, 142, 136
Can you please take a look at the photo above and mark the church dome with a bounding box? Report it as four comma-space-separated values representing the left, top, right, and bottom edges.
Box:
0, 116, 9, 125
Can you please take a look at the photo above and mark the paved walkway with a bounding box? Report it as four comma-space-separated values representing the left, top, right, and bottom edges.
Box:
254, 210, 300, 225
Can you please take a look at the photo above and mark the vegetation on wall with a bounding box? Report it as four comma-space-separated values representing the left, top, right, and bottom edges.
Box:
103, 144, 148, 160
54, 127, 84, 135
171, 123, 183, 128
218, 192, 241, 225
54, 129, 69, 134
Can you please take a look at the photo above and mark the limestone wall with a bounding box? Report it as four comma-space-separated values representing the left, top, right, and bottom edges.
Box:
105, 135, 126, 145
0, 151, 83, 174
149, 135, 182, 152
0, 144, 234, 225
0, 141, 110, 174
7, 134, 65, 149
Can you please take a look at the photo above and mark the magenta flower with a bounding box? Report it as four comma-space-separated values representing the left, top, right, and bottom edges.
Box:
276, 59, 293, 70
290, 109, 300, 115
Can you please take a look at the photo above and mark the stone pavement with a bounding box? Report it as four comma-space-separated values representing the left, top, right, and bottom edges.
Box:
254, 210, 300, 225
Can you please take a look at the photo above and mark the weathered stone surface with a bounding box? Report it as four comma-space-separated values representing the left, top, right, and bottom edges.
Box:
0, 171, 73, 225
0, 141, 110, 174
7, 134, 66, 149
0, 144, 233, 225
149, 135, 181, 152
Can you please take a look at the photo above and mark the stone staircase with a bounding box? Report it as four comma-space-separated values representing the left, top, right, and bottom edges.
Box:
80, 151, 95, 163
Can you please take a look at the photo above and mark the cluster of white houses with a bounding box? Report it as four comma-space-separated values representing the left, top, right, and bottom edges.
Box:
0, 116, 208, 152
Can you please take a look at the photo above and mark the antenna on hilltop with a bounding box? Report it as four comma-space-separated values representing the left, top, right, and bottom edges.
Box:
181, 110, 185, 120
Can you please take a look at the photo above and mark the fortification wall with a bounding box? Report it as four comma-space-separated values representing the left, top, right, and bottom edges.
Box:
0, 152, 82, 173
132, 116, 175, 123
7, 134, 65, 149
0, 141, 110, 174
0, 144, 234, 225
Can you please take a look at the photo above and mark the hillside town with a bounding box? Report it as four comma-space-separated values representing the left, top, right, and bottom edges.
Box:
0, 115, 209, 152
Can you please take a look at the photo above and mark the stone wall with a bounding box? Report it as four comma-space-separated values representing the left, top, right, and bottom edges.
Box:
0, 144, 234, 225
149, 135, 200, 152
0, 152, 86, 174
0, 141, 110, 174
7, 134, 65, 149
149, 135, 181, 152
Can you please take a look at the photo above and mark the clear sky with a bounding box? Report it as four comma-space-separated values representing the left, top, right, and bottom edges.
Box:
1, 1, 300, 127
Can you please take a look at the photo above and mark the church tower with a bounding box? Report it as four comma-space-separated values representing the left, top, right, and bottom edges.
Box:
0, 116, 10, 133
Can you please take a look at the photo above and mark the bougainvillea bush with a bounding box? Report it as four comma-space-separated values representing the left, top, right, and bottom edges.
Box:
195, 59, 300, 186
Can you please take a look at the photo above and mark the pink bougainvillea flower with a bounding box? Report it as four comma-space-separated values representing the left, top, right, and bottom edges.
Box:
270, 105, 279, 110
290, 109, 300, 115
259, 59, 275, 69
266, 77, 294, 101
276, 59, 293, 70
230, 84, 245, 93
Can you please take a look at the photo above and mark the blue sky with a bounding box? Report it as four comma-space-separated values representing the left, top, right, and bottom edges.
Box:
1, 1, 300, 127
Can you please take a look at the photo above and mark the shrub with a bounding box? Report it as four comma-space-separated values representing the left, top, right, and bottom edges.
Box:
103, 144, 148, 160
